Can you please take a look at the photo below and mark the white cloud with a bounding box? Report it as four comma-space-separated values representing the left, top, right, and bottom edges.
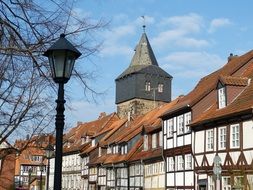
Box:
160, 13, 204, 33
152, 13, 208, 49
208, 18, 232, 33
161, 51, 225, 78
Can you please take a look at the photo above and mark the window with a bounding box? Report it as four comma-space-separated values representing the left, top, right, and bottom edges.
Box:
185, 154, 192, 170
143, 134, 148, 150
91, 139, 96, 147
121, 144, 128, 154
208, 176, 215, 190
219, 127, 227, 149
218, 87, 226, 108
206, 129, 214, 151
158, 83, 163, 93
177, 115, 184, 134
113, 145, 118, 154
222, 176, 231, 190
234, 176, 244, 188
151, 133, 157, 149
159, 131, 163, 147
168, 157, 174, 171
184, 112, 191, 132
145, 81, 151, 91
167, 119, 173, 137
98, 147, 102, 157
231, 124, 240, 148
107, 146, 112, 154
177, 156, 184, 170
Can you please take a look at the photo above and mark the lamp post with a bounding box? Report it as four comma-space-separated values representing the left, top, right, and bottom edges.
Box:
28, 167, 33, 190
45, 144, 54, 190
44, 34, 81, 190
39, 162, 44, 190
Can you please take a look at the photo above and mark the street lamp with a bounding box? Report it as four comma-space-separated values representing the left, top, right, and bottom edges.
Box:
44, 144, 54, 190
43, 34, 81, 190
39, 162, 44, 190
28, 167, 33, 190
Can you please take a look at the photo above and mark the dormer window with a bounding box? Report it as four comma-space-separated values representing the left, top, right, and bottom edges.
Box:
107, 146, 112, 154
158, 83, 163, 93
151, 133, 157, 149
98, 147, 102, 157
145, 81, 151, 91
143, 134, 148, 151
218, 86, 226, 108
91, 139, 96, 147
121, 144, 128, 154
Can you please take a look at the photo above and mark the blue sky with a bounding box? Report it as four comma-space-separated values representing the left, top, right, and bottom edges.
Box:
65, 0, 253, 127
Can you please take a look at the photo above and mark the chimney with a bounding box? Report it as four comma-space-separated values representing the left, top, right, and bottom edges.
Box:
77, 121, 82, 126
228, 53, 237, 61
98, 112, 106, 119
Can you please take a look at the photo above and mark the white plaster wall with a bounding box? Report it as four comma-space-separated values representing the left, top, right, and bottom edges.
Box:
185, 171, 194, 186
175, 172, 184, 186
206, 153, 215, 166
167, 138, 173, 149
177, 136, 183, 147
195, 131, 204, 153
244, 150, 253, 165
230, 151, 240, 164
185, 134, 191, 145
195, 155, 203, 167
243, 120, 253, 149
167, 173, 175, 186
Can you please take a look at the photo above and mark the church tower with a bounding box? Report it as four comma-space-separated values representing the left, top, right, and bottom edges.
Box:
115, 31, 172, 119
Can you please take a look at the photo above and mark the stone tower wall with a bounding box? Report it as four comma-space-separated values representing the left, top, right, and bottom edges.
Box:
117, 98, 166, 119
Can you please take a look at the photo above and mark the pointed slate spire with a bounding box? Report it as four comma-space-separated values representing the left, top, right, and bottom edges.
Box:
130, 32, 159, 67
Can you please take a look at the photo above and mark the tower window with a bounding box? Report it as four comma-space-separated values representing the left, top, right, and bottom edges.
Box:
145, 81, 151, 91
158, 83, 163, 93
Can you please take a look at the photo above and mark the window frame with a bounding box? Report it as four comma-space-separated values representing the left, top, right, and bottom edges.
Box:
206, 129, 214, 151
219, 126, 227, 150
218, 86, 226, 109
230, 124, 240, 148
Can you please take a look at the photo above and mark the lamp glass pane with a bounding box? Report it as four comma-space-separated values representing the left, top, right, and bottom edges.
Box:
64, 52, 76, 78
52, 50, 66, 78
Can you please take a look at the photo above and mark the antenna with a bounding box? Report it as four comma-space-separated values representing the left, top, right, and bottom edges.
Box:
141, 16, 146, 33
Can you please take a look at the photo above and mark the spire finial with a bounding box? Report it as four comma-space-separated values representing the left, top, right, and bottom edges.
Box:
141, 16, 146, 33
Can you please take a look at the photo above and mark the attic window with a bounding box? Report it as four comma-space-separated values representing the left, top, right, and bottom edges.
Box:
218, 86, 226, 108
158, 83, 163, 93
91, 139, 96, 147
145, 81, 151, 91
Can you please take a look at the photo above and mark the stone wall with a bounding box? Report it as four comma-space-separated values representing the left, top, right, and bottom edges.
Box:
117, 98, 165, 119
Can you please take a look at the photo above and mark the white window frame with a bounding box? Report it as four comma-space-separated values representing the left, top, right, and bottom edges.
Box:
231, 124, 240, 148
184, 112, 191, 132
177, 156, 184, 170
219, 127, 227, 150
158, 83, 163, 93
218, 87, 226, 108
177, 115, 184, 135
151, 133, 157, 149
206, 129, 214, 151
159, 131, 163, 147
145, 81, 151, 91
208, 175, 215, 190
98, 147, 102, 157
167, 119, 173, 137
168, 157, 174, 171
143, 134, 148, 151
222, 176, 231, 190
185, 154, 192, 170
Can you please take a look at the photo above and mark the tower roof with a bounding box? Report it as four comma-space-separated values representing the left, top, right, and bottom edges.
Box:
116, 33, 172, 80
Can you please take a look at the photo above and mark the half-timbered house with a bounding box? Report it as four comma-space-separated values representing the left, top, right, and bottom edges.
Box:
189, 51, 253, 190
